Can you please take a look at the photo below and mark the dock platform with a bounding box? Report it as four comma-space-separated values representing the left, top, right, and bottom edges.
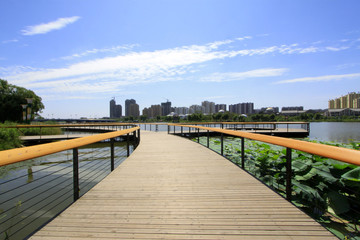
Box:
30, 131, 335, 239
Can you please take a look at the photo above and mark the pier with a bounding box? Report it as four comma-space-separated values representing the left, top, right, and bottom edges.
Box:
29, 131, 335, 239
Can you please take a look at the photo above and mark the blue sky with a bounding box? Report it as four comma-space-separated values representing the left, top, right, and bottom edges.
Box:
1, 0, 360, 118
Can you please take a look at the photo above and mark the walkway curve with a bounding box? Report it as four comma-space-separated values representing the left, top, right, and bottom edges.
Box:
30, 131, 336, 239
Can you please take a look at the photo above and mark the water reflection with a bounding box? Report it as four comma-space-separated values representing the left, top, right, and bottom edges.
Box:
309, 122, 360, 143
0, 140, 133, 240
27, 167, 33, 183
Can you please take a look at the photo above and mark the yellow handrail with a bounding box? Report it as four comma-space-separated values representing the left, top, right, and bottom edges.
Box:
177, 121, 308, 125
0, 127, 139, 167
169, 124, 360, 166
1, 123, 136, 128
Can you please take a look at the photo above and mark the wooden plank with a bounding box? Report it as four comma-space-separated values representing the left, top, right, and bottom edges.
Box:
29, 131, 336, 239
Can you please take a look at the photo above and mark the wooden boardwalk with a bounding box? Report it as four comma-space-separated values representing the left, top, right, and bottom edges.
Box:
30, 131, 335, 239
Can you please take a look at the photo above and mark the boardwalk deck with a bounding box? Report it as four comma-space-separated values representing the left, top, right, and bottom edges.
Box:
30, 131, 335, 239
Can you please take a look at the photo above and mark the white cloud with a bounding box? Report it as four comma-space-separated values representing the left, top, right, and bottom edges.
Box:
236, 36, 252, 41
4, 41, 231, 94
60, 44, 139, 60
274, 73, 360, 84
2, 39, 18, 44
326, 46, 349, 51
2, 37, 353, 99
21, 16, 81, 35
199, 68, 288, 82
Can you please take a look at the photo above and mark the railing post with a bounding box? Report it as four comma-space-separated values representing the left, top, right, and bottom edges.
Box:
286, 147, 292, 201
173, 125, 175, 134
137, 128, 140, 145
241, 137, 245, 169
150, 124, 152, 131
207, 130, 209, 148
133, 130, 137, 147
168, 125, 170, 134
181, 126, 183, 136
221, 132, 224, 156
127, 133, 130, 157
73, 148, 79, 202
197, 128, 200, 143
110, 138, 114, 171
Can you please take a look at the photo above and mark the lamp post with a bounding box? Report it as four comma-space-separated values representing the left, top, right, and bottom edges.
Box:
25, 98, 33, 122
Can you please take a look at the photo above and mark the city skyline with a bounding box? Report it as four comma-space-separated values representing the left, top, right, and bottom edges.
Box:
1, 1, 360, 118
110, 97, 326, 119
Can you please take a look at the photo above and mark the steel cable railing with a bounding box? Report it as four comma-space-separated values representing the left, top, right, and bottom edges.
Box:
168, 124, 360, 239
0, 126, 139, 240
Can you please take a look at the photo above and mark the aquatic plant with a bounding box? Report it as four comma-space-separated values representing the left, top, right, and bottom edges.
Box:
193, 136, 360, 239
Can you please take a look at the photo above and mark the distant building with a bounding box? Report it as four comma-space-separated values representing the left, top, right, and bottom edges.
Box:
174, 107, 189, 115
129, 103, 139, 118
355, 98, 360, 108
143, 105, 161, 118
326, 108, 360, 117
281, 106, 305, 116
142, 107, 150, 117
125, 99, 136, 117
328, 92, 360, 109
281, 106, 303, 111
189, 105, 205, 114
229, 102, 254, 115
201, 101, 215, 114
161, 101, 172, 116
260, 107, 279, 114
215, 104, 227, 112
109, 99, 122, 118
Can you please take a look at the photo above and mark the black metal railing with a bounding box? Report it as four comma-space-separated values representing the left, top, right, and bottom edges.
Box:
0, 127, 140, 240
168, 124, 360, 239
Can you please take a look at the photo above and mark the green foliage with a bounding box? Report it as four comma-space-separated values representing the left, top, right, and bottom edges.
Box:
20, 127, 62, 136
0, 79, 44, 122
195, 136, 360, 238
0, 125, 22, 150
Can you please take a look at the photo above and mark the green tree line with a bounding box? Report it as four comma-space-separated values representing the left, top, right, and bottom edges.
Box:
120, 112, 359, 123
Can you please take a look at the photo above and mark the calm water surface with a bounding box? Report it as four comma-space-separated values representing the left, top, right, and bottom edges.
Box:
140, 122, 360, 143
309, 122, 360, 143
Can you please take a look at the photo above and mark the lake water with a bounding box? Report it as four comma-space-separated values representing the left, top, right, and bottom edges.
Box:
0, 141, 134, 240
141, 122, 360, 143
309, 122, 360, 143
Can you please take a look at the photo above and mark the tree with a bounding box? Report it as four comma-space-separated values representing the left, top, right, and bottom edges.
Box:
0, 79, 44, 122
140, 115, 148, 122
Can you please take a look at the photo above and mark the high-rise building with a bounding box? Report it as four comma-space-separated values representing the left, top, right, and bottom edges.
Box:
125, 99, 136, 117
151, 105, 161, 118
215, 104, 227, 112
229, 102, 254, 115
129, 103, 139, 118
161, 101, 171, 116
354, 98, 360, 109
328, 92, 360, 109
189, 105, 204, 114
109, 99, 122, 118
201, 101, 215, 114
174, 107, 189, 115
